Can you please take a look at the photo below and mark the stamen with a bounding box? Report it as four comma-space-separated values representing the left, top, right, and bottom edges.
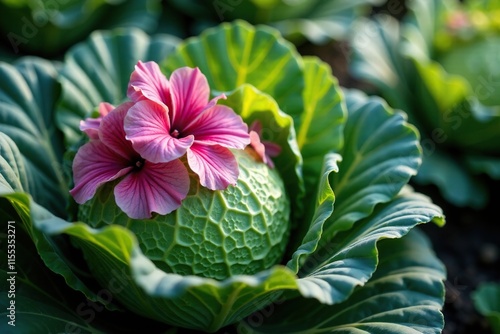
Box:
134, 159, 145, 171
171, 129, 180, 138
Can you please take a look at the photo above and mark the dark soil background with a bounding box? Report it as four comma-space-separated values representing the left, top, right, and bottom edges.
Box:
298, 1, 500, 329
417, 182, 500, 334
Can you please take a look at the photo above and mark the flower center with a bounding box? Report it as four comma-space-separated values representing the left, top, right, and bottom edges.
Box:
133, 158, 145, 172
171, 129, 181, 138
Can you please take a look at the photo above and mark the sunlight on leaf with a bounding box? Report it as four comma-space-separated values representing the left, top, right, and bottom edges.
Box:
240, 229, 445, 333
0, 58, 66, 216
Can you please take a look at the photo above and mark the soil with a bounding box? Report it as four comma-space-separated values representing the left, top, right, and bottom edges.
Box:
298, 36, 500, 334
418, 181, 500, 334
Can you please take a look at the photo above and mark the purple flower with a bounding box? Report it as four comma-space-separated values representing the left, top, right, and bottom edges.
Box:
124, 61, 250, 190
70, 102, 190, 219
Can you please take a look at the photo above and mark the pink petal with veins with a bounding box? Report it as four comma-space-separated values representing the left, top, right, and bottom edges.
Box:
187, 143, 238, 190
123, 62, 252, 190
114, 159, 190, 219
80, 118, 101, 140
124, 100, 194, 163
98, 102, 114, 117
79, 102, 116, 139
187, 104, 250, 149
70, 140, 132, 204
98, 102, 136, 159
168, 67, 210, 128
127, 60, 171, 106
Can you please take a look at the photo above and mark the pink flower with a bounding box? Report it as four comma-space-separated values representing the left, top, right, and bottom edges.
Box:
79, 102, 114, 140
447, 11, 470, 32
70, 102, 190, 219
248, 121, 281, 168
124, 61, 250, 190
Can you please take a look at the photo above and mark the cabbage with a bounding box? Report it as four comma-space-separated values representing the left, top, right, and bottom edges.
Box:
0, 22, 445, 333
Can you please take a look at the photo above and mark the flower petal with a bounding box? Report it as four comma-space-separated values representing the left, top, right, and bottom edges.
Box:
124, 100, 194, 163
187, 143, 239, 190
186, 104, 250, 149
114, 159, 190, 219
249, 120, 263, 134
80, 118, 101, 140
249, 130, 268, 165
263, 141, 282, 158
99, 102, 115, 117
79, 102, 115, 140
127, 60, 171, 105
247, 120, 281, 168
69, 140, 132, 204
169, 67, 210, 128
99, 102, 137, 159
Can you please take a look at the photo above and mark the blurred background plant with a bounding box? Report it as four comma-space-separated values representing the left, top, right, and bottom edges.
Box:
0, 0, 162, 60
0, 0, 387, 62
166, 0, 385, 44
350, 0, 500, 209
474, 283, 500, 334
345, 0, 500, 333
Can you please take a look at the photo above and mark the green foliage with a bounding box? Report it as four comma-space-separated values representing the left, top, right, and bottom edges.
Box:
169, 0, 385, 44
0, 58, 66, 216
299, 57, 346, 204
0, 196, 105, 334
350, 0, 500, 207
473, 283, 500, 334
0, 0, 161, 58
0, 22, 446, 333
240, 229, 445, 333
325, 89, 422, 237
164, 20, 305, 123
293, 90, 443, 306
